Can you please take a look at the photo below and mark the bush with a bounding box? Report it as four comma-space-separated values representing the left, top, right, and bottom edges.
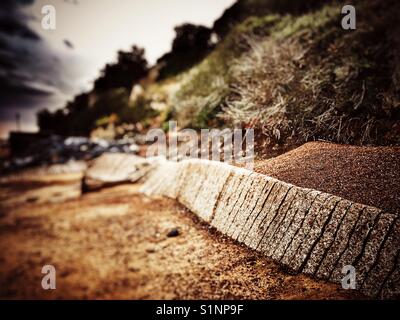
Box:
119, 96, 159, 124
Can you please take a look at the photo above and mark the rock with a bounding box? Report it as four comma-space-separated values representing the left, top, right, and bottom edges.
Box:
5, 133, 139, 173
26, 196, 38, 203
82, 153, 154, 192
167, 228, 180, 237
128, 266, 140, 273
146, 247, 156, 253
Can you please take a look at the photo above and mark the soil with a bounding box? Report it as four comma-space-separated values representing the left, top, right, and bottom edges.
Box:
254, 142, 400, 214
0, 172, 364, 300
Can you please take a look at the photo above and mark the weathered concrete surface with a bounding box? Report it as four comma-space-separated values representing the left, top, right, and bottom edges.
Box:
139, 159, 399, 299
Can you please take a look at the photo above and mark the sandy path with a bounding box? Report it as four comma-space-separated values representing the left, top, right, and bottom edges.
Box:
0, 175, 364, 299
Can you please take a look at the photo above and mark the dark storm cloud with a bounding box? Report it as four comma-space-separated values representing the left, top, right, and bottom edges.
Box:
0, 0, 39, 40
0, 19, 40, 41
0, 0, 91, 137
0, 0, 48, 107
0, 0, 83, 117
0, 32, 56, 102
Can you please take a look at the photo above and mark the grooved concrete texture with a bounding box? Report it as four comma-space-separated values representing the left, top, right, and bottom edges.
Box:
139, 159, 399, 299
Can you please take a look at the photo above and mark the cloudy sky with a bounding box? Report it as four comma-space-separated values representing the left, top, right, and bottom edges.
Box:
0, 0, 234, 137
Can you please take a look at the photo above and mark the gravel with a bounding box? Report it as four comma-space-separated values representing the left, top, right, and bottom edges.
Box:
254, 142, 400, 214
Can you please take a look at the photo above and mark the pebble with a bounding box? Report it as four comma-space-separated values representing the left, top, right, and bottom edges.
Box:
167, 228, 180, 237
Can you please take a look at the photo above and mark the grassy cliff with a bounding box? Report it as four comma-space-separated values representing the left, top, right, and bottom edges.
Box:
137, 0, 399, 150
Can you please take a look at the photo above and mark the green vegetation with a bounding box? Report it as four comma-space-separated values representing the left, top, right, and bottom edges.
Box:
235, 15, 281, 35
121, 96, 159, 125
168, 14, 272, 129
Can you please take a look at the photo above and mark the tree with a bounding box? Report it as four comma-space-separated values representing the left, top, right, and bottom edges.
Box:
172, 24, 213, 52
94, 45, 148, 92
157, 24, 214, 79
37, 108, 71, 135
37, 45, 149, 136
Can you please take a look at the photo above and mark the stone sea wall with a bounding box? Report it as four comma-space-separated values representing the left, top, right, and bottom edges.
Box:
140, 159, 399, 299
